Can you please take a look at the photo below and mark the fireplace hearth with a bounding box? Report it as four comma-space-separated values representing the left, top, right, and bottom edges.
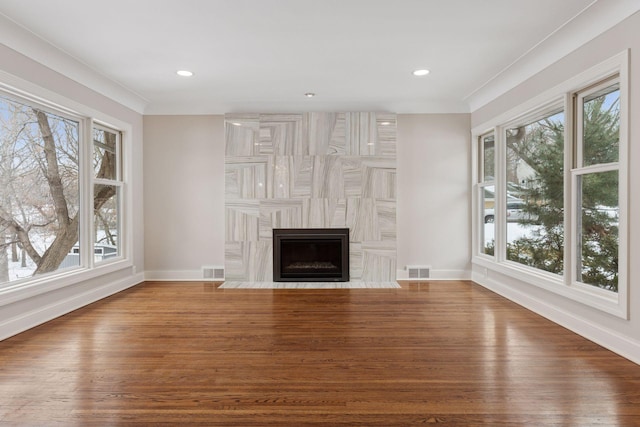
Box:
273, 228, 349, 282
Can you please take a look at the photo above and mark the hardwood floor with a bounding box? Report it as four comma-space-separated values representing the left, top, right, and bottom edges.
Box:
1, 281, 639, 426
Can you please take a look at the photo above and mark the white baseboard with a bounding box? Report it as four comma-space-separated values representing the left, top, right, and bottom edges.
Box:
472, 272, 640, 366
144, 270, 222, 281
0, 272, 144, 341
148, 269, 473, 282
396, 269, 471, 281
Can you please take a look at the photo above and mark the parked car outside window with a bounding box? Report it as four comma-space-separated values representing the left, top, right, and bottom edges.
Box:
484, 200, 534, 223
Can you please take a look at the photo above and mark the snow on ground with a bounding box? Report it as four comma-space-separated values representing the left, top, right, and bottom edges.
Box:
4, 230, 113, 285
484, 222, 540, 247
4, 232, 63, 285
7, 259, 37, 281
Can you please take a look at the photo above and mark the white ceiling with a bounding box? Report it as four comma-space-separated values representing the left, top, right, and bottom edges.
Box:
0, 0, 636, 114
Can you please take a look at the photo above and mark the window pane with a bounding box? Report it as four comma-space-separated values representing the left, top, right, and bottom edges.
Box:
582, 85, 619, 167
0, 95, 80, 285
482, 134, 495, 182
577, 171, 618, 291
94, 185, 119, 262
93, 127, 118, 180
505, 110, 564, 275
481, 187, 494, 256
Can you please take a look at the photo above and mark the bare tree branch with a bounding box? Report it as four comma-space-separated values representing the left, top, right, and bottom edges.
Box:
0, 213, 42, 265
34, 110, 70, 226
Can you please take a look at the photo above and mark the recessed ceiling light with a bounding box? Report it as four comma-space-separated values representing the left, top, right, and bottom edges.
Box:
380, 121, 391, 126
231, 122, 242, 126
177, 70, 194, 77
304, 92, 316, 98
412, 69, 430, 77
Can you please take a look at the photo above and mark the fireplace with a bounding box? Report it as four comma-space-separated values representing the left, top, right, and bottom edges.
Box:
273, 228, 349, 282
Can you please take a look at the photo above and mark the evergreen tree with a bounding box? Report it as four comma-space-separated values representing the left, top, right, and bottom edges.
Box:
505, 90, 619, 291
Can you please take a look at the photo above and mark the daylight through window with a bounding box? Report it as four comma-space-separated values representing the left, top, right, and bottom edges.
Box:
504, 109, 564, 275
573, 82, 620, 292
0, 90, 125, 287
478, 133, 495, 256
93, 126, 122, 263
473, 65, 626, 315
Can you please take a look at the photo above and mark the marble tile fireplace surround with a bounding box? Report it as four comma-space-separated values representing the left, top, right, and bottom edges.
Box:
225, 112, 396, 282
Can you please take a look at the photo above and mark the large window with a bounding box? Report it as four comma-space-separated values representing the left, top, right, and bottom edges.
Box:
504, 108, 564, 275
473, 52, 627, 317
572, 81, 620, 292
0, 90, 124, 287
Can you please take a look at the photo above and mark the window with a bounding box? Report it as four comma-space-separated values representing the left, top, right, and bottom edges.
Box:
504, 108, 564, 275
472, 51, 628, 317
93, 125, 122, 263
0, 89, 125, 288
478, 133, 495, 256
0, 94, 81, 283
572, 81, 620, 292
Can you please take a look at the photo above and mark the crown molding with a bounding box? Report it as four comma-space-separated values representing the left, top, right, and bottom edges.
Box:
466, 0, 640, 112
0, 13, 148, 114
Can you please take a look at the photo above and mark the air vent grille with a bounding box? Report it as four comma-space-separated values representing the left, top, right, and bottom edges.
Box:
202, 266, 224, 280
406, 265, 430, 279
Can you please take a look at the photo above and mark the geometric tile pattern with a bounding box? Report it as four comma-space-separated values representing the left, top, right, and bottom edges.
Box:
225, 112, 396, 282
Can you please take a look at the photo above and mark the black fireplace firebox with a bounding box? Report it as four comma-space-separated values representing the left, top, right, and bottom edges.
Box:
273, 228, 349, 282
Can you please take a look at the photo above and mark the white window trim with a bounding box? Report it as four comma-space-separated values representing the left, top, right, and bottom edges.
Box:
476, 182, 495, 258
495, 99, 565, 267
91, 123, 124, 267
569, 76, 627, 313
475, 132, 496, 258
471, 50, 629, 319
0, 70, 133, 307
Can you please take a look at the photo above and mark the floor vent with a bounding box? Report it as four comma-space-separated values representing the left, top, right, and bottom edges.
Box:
202, 266, 225, 280
406, 265, 430, 279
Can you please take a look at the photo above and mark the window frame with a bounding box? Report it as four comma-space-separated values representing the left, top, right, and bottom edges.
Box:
477, 132, 496, 258
91, 123, 124, 265
570, 77, 626, 301
497, 100, 565, 275
471, 50, 629, 318
0, 72, 132, 305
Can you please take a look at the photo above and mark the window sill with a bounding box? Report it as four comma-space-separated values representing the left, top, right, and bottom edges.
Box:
472, 256, 626, 319
0, 259, 134, 307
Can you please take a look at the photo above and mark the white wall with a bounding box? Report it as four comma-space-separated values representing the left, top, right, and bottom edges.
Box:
142, 113, 472, 281
471, 11, 640, 364
143, 115, 226, 280
397, 114, 472, 279
0, 44, 145, 340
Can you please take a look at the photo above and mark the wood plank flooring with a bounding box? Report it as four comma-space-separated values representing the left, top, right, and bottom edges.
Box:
1, 281, 639, 426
